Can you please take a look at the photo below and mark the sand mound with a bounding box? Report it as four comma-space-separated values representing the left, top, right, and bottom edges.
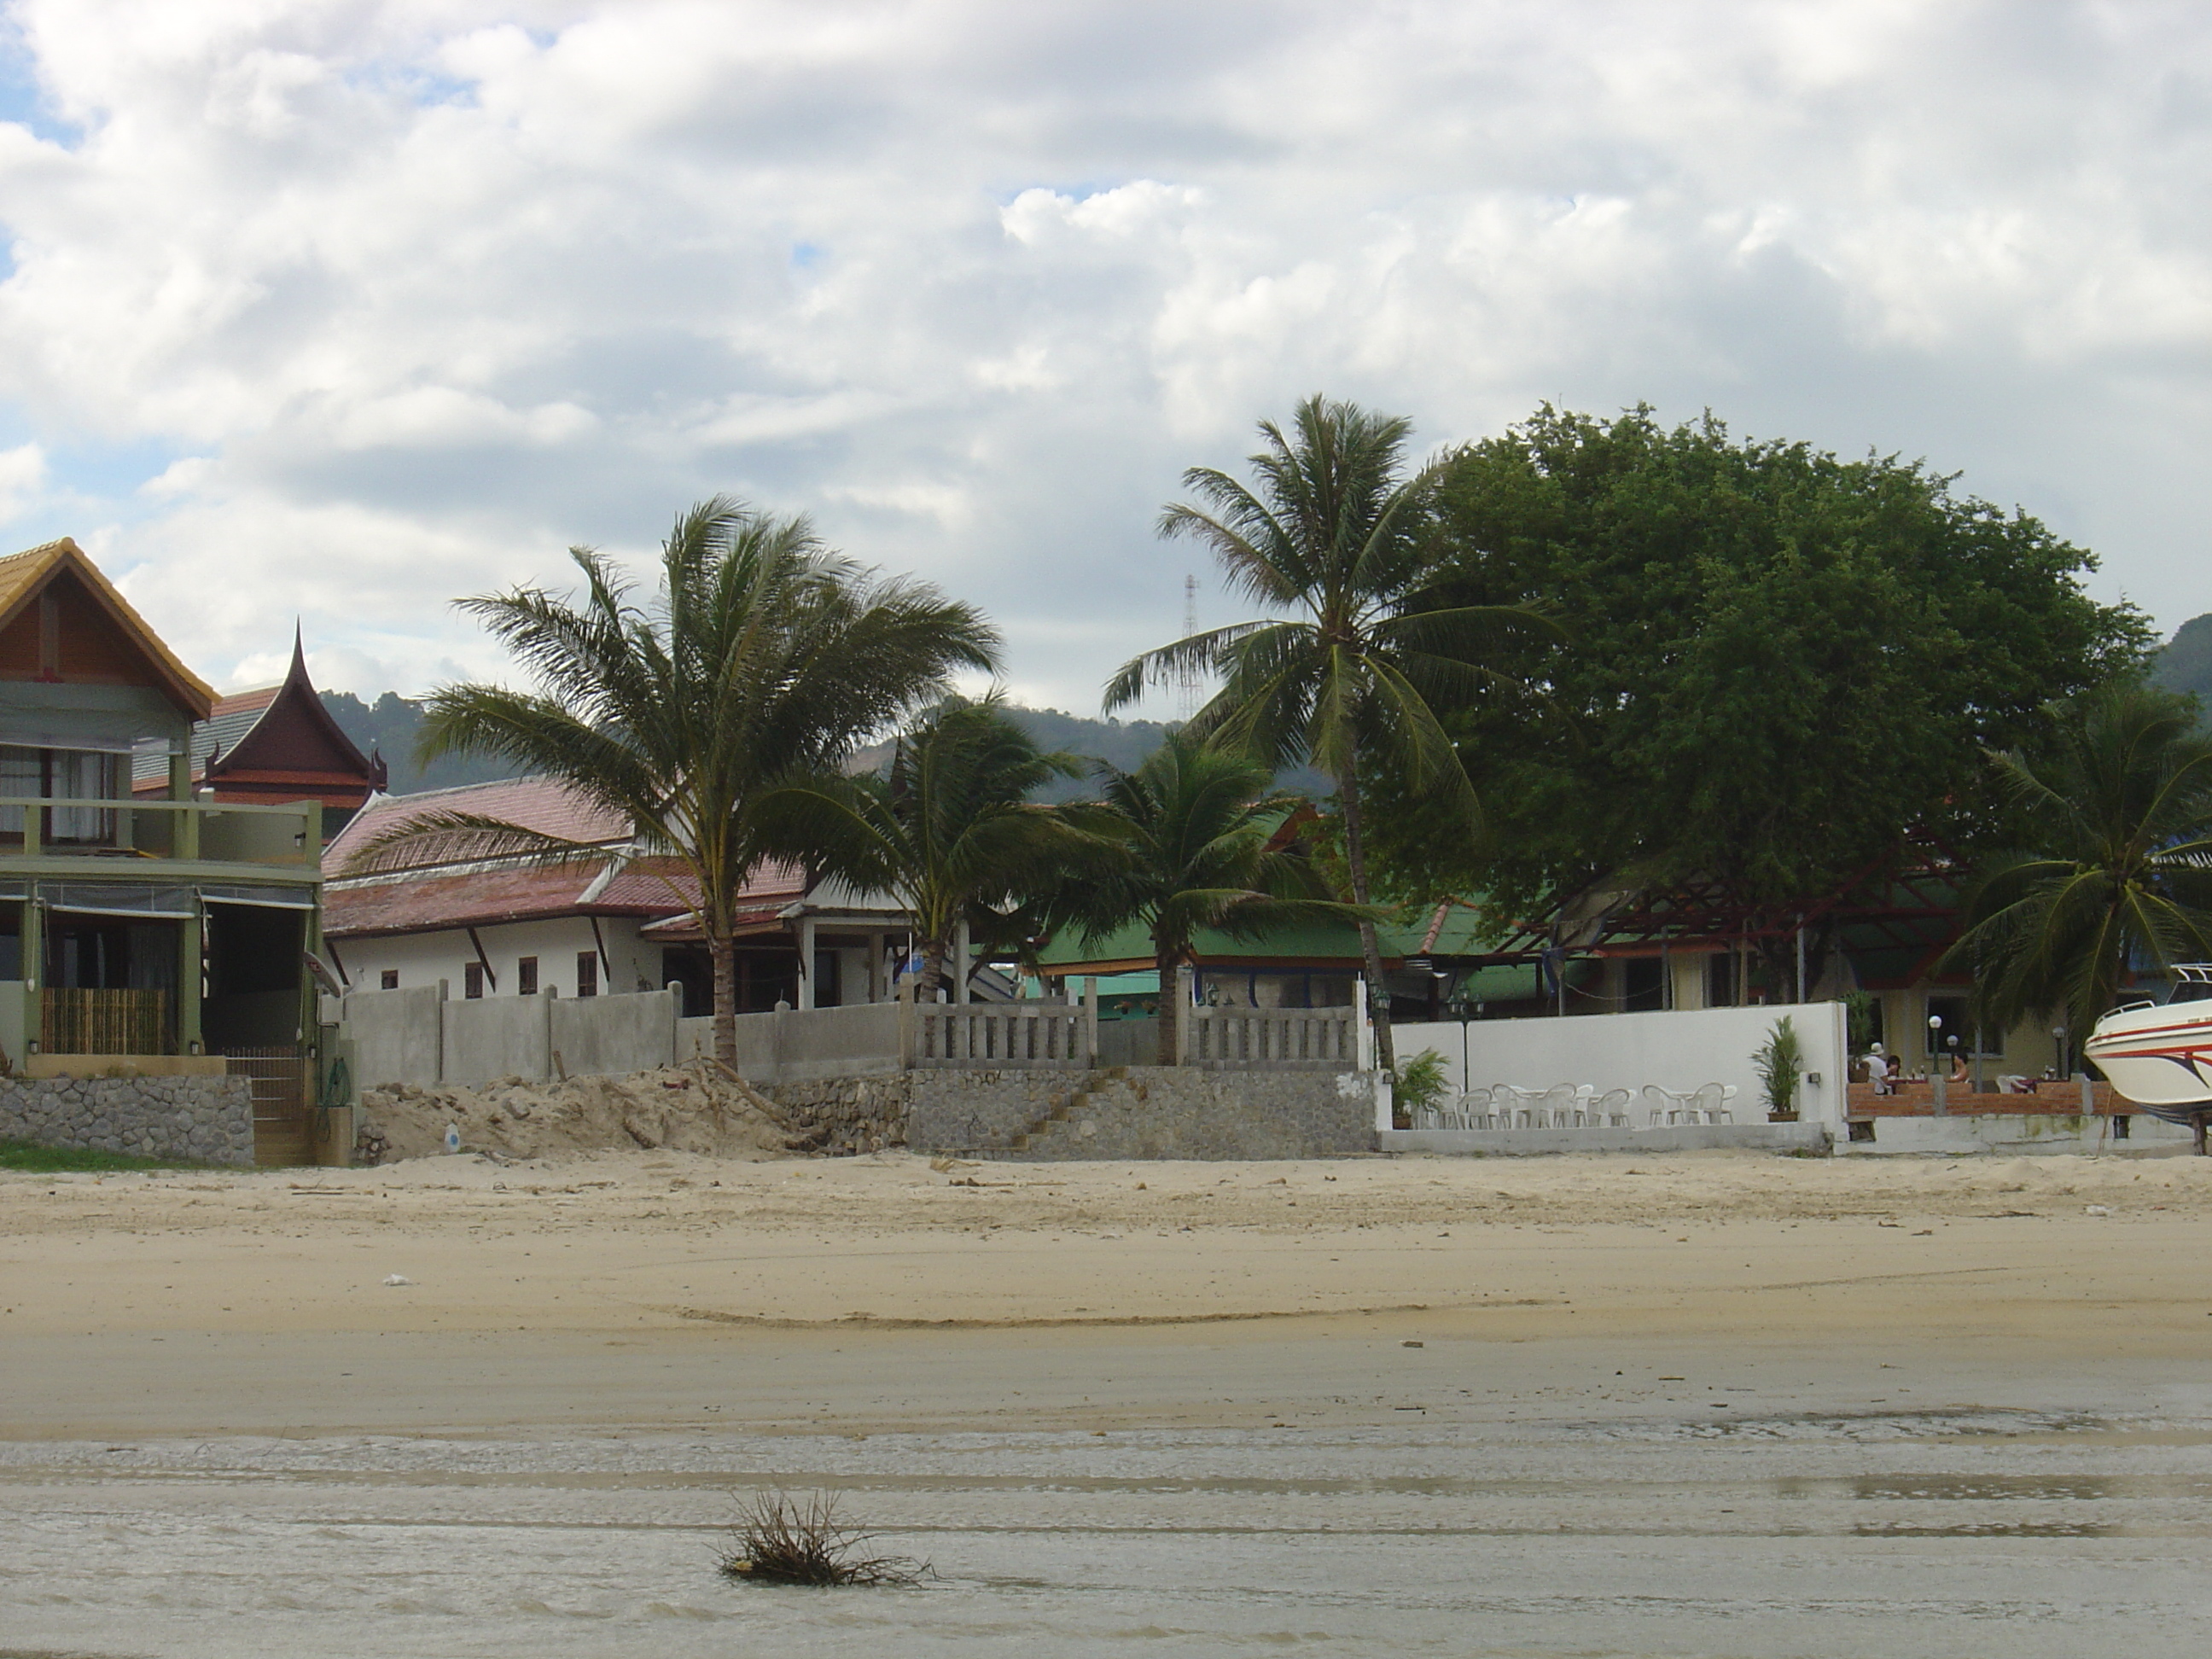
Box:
358, 1065, 795, 1164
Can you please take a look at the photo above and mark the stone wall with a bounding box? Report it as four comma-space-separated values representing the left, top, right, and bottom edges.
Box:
907, 1066, 1381, 1161
760, 1073, 914, 1155
0, 1074, 255, 1166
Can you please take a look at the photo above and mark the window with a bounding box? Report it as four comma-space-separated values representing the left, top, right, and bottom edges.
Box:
380, 969, 399, 990
576, 952, 599, 998
1706, 952, 1736, 1009
517, 956, 538, 996
464, 961, 484, 999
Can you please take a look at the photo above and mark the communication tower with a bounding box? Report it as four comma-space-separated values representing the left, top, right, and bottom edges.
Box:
1178, 573, 1201, 720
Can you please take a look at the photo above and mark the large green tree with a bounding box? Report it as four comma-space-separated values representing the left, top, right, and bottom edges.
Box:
352, 497, 998, 1063
1052, 732, 1362, 1065
1402, 405, 2151, 985
1105, 395, 1554, 1069
760, 696, 1089, 1002
1942, 681, 2212, 1044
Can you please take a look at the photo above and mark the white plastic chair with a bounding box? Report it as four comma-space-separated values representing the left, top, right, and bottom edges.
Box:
1693, 1081, 1731, 1125
1536, 1083, 1580, 1127
1479, 1083, 1516, 1128
1639, 1084, 1680, 1127
1505, 1085, 1546, 1128
1591, 1087, 1633, 1126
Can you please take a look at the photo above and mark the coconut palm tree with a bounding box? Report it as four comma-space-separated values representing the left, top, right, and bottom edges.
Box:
1104, 394, 1558, 1070
350, 496, 998, 1065
1054, 731, 1369, 1065
758, 696, 1091, 1001
1942, 681, 2212, 1045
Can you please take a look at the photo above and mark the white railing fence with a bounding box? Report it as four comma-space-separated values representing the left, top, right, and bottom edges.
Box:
911, 998, 1097, 1068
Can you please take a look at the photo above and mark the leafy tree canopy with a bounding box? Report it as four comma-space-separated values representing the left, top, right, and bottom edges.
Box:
1387, 405, 2152, 922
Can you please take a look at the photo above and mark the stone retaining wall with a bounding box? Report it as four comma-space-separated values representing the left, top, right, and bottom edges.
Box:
760, 1074, 915, 1156
908, 1067, 1382, 1161
0, 1074, 255, 1165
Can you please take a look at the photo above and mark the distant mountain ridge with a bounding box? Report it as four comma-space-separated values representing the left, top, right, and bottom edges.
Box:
2154, 613, 2212, 709
319, 691, 1220, 802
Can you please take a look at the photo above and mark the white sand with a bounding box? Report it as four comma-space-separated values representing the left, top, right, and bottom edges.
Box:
4, 1147, 2210, 1438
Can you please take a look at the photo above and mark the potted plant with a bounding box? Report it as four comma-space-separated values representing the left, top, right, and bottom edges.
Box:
1753, 1015, 1804, 1121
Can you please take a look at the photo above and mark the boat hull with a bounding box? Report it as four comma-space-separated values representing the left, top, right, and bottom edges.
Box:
2085, 1001, 2212, 1109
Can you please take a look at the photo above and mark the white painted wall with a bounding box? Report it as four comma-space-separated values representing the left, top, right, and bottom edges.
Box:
329, 915, 663, 1000
1394, 1001, 1852, 1128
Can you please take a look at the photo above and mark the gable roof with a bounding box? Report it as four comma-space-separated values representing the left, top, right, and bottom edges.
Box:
0, 537, 214, 719
203, 631, 383, 787
324, 774, 631, 874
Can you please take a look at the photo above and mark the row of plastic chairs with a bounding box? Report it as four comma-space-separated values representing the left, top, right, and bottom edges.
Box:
1412, 1080, 1738, 1131
1417, 1083, 1633, 1130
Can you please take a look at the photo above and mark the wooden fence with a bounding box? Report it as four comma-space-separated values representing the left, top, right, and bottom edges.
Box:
41, 987, 172, 1055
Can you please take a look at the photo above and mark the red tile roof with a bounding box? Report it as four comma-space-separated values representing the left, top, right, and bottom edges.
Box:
326, 776, 630, 874
325, 864, 603, 937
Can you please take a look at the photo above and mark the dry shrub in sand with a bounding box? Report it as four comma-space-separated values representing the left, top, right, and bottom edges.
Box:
358, 1064, 798, 1163
719, 1490, 928, 1587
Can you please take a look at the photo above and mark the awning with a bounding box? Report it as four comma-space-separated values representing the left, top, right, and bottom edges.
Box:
38, 882, 196, 920
200, 884, 316, 911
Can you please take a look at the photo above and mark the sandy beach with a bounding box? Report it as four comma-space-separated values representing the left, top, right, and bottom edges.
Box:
5, 1146, 2212, 1435
7, 1148, 2212, 1656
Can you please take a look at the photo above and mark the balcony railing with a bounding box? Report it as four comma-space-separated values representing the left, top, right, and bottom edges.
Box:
0, 795, 317, 870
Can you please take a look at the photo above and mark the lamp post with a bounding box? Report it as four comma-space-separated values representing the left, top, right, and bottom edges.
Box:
1442, 989, 1481, 1094
2053, 1024, 2069, 1080
1929, 1013, 1947, 1116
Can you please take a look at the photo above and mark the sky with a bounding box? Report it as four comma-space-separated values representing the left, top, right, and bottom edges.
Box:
0, 0, 2206, 711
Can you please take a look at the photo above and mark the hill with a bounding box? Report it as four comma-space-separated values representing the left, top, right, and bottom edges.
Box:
319, 692, 525, 796
2153, 613, 2212, 709
323, 693, 1212, 801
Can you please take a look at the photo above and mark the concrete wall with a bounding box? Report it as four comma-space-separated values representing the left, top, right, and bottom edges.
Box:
551, 987, 679, 1079
344, 983, 446, 1087
441, 991, 553, 1085
1380, 1122, 1832, 1156
1395, 1001, 1852, 1128
676, 999, 905, 1083
1838, 1111, 2198, 1155
907, 1066, 1383, 1161
0, 1074, 254, 1165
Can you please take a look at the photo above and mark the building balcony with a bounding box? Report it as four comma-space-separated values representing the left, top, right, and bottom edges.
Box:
0, 794, 320, 885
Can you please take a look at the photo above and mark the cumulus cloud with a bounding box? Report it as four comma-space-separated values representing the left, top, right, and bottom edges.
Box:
0, 0, 2204, 708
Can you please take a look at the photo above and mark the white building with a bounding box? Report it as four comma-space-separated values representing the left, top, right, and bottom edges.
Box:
321, 777, 916, 1014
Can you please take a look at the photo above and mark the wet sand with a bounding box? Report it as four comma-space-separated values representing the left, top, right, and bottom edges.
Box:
4, 1150, 2211, 1655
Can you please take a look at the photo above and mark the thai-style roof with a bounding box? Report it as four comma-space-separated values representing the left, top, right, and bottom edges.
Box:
324, 775, 631, 873
0, 537, 214, 718
130, 630, 385, 800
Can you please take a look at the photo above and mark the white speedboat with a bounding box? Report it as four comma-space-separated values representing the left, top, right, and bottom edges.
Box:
2085, 964, 2212, 1120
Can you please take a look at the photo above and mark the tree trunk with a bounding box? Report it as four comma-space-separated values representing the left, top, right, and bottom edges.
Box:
916, 936, 950, 1003
710, 928, 736, 1068
1156, 947, 1181, 1067
1337, 766, 1396, 1077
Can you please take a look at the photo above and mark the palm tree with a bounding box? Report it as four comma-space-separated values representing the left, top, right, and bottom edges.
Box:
1104, 394, 1557, 1070
760, 696, 1089, 1001
1942, 681, 2212, 1045
350, 496, 998, 1065
1055, 732, 1365, 1065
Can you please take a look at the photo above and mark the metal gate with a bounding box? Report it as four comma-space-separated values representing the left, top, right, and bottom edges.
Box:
224, 1046, 312, 1167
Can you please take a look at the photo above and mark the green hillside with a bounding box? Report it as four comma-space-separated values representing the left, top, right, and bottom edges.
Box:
2153, 613, 2212, 708
324, 692, 1327, 802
